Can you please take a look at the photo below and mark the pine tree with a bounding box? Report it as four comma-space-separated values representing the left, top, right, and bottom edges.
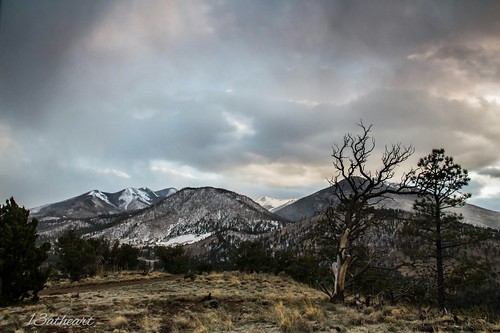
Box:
155, 245, 189, 274
0, 198, 50, 304
230, 240, 274, 273
55, 230, 96, 281
113, 242, 140, 270
407, 148, 482, 310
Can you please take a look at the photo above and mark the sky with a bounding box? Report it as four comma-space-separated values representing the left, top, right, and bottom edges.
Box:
1, 0, 500, 211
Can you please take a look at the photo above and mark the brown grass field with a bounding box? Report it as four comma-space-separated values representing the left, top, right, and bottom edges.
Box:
1, 271, 498, 332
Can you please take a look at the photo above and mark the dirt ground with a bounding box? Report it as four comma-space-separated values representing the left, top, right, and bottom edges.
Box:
1, 271, 498, 333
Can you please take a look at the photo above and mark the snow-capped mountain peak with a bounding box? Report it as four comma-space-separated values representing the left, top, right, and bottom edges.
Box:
256, 196, 297, 212
31, 186, 177, 220
88, 190, 114, 206
118, 187, 151, 210
89, 186, 290, 246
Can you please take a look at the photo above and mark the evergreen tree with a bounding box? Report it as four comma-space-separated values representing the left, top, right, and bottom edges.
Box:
87, 237, 112, 271
278, 251, 327, 287
407, 148, 482, 310
113, 242, 140, 270
155, 245, 189, 274
55, 230, 96, 281
231, 240, 274, 273
86, 238, 141, 272
0, 198, 50, 304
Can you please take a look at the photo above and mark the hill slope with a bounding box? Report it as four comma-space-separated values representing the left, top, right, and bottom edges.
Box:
39, 187, 290, 246
275, 183, 500, 230
3, 271, 498, 333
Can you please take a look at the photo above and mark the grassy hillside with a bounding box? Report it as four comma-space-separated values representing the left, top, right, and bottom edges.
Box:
1, 271, 498, 332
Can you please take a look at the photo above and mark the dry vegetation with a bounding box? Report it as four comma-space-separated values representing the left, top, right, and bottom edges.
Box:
1, 271, 498, 333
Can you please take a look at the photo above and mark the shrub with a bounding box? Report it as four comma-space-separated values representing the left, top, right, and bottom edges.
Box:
0, 198, 50, 304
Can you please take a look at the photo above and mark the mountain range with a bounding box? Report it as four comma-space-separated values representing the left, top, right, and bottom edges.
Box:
33, 186, 290, 246
275, 186, 500, 230
32, 183, 500, 248
31, 187, 177, 220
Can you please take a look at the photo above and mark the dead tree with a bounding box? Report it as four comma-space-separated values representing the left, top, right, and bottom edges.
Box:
317, 122, 415, 303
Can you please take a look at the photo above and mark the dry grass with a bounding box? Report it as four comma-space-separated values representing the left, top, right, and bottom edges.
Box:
269, 301, 313, 332
1, 271, 499, 332
110, 315, 128, 328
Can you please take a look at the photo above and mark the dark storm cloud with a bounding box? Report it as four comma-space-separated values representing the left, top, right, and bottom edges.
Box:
216, 1, 447, 58
0, 0, 114, 126
1, 0, 500, 209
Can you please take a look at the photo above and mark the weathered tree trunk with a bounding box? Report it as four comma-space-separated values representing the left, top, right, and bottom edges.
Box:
435, 210, 445, 309
330, 228, 352, 303
321, 124, 415, 305
333, 256, 351, 303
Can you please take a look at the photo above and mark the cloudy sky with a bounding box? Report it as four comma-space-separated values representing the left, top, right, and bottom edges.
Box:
1, 0, 500, 211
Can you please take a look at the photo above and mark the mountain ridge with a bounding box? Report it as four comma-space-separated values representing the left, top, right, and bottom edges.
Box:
37, 186, 290, 246
33, 183, 500, 250
274, 183, 500, 230
31, 187, 177, 221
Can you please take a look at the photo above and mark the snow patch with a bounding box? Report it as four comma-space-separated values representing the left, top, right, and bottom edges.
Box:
157, 233, 212, 247
118, 187, 154, 210
256, 196, 297, 212
88, 190, 114, 206
39, 216, 60, 222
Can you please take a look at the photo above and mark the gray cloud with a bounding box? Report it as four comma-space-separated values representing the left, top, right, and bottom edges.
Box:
1, 0, 500, 210
0, 1, 114, 126
478, 168, 500, 179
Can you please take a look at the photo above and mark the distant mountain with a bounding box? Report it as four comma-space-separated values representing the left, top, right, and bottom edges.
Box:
38, 187, 290, 246
275, 182, 500, 230
153, 188, 177, 198
255, 196, 297, 212
31, 187, 177, 221
33, 182, 499, 251
273, 186, 332, 223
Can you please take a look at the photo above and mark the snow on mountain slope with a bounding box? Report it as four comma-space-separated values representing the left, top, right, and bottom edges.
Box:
275, 181, 500, 230
34, 182, 499, 251
157, 233, 213, 247
256, 196, 298, 212
88, 190, 115, 207
116, 187, 158, 210
86, 187, 291, 246
32, 187, 177, 221
380, 192, 500, 230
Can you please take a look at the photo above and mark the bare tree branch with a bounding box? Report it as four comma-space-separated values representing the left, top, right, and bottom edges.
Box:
318, 122, 416, 303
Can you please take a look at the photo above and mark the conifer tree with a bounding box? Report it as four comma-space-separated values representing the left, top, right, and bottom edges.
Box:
55, 230, 96, 281
407, 148, 482, 309
231, 240, 274, 273
0, 198, 50, 304
155, 245, 188, 274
